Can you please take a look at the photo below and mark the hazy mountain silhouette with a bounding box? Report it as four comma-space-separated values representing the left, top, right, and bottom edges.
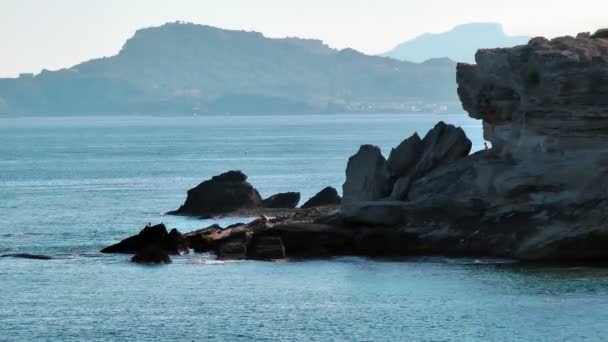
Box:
383, 23, 529, 63
0, 22, 462, 115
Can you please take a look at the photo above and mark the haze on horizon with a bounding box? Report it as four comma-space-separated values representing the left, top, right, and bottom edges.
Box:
1, 0, 606, 77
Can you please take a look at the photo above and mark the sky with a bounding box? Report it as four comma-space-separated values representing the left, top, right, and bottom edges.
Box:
1, 0, 606, 77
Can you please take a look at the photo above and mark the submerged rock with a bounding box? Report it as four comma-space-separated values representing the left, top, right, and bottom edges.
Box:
1, 253, 53, 260
101, 223, 189, 255
262, 192, 301, 208
168, 170, 263, 216
301, 186, 341, 208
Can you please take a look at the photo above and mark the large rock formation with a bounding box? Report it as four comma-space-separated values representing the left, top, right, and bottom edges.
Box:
344, 31, 608, 261
168, 170, 263, 216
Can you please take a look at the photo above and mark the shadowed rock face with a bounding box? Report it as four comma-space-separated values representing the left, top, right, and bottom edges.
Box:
301, 187, 341, 208
169, 170, 263, 216
342, 145, 392, 204
262, 192, 301, 209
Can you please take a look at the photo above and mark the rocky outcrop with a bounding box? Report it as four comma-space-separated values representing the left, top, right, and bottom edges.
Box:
101, 223, 189, 255
344, 31, 608, 261
108, 31, 608, 263
301, 186, 341, 208
168, 170, 263, 216
262, 192, 300, 208
342, 145, 392, 204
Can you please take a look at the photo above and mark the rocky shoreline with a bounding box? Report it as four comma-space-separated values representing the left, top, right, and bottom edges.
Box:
101, 30, 608, 264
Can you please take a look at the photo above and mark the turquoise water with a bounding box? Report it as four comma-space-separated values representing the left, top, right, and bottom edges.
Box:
2, 114, 608, 341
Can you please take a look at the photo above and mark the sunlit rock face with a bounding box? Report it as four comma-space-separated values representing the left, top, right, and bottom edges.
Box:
457, 33, 608, 155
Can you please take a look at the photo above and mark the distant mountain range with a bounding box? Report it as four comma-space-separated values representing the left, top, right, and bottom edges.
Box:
382, 23, 530, 63
0, 22, 462, 116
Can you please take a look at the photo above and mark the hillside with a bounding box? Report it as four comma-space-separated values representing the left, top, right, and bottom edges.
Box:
0, 22, 461, 115
383, 23, 529, 63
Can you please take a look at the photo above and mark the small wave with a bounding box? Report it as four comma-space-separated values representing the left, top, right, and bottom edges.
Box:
1, 232, 45, 237
189, 258, 244, 265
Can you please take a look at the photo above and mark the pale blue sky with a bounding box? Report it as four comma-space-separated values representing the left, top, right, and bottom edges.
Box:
1, 0, 605, 77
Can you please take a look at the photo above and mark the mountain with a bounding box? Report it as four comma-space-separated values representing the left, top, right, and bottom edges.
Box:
382, 23, 530, 63
0, 22, 462, 116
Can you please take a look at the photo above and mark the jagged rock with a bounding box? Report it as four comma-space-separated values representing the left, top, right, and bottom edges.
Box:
168, 170, 263, 216
301, 186, 341, 208
131, 246, 172, 264
387, 133, 423, 178
262, 192, 301, 208
101, 223, 189, 255
390, 122, 471, 200
342, 145, 392, 204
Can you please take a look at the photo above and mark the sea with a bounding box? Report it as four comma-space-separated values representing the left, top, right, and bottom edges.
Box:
2, 114, 608, 341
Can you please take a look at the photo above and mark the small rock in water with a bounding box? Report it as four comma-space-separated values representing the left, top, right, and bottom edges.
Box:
1, 253, 53, 260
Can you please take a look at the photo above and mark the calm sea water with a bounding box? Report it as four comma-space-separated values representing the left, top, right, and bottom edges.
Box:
2, 114, 608, 341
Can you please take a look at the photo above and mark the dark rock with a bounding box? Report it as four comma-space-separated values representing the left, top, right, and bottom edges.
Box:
262, 192, 301, 208
301, 186, 342, 208
387, 133, 423, 178
183, 224, 223, 252
390, 122, 471, 200
342, 145, 392, 204
168, 170, 263, 216
101, 223, 189, 255
591, 28, 608, 39
248, 236, 286, 260
256, 223, 354, 258
1, 253, 53, 260
131, 246, 172, 264
215, 231, 250, 260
